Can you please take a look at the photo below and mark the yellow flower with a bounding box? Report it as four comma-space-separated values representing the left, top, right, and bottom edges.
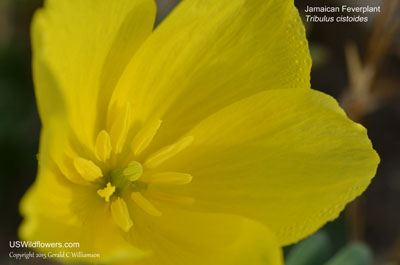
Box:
20, 0, 379, 264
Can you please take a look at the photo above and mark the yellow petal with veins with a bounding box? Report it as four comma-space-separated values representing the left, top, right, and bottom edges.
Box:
129, 205, 282, 265
110, 197, 133, 232
146, 191, 195, 206
163, 88, 379, 246
31, 0, 156, 147
109, 0, 310, 154
73, 157, 102, 182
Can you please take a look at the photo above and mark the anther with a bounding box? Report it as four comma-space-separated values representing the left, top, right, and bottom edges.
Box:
144, 136, 194, 168
94, 130, 112, 162
110, 197, 133, 232
131, 120, 162, 157
142, 172, 192, 185
131, 192, 162, 217
73, 157, 103, 182
109, 103, 131, 154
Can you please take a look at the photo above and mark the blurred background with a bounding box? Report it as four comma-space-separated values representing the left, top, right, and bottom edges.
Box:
0, 0, 399, 264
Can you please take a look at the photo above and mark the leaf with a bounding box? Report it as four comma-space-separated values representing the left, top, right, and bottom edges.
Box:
286, 231, 332, 265
324, 242, 372, 265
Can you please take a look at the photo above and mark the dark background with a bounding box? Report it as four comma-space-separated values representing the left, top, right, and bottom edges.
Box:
0, 0, 399, 264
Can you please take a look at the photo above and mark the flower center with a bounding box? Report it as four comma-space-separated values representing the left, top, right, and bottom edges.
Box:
67, 116, 194, 233
96, 160, 143, 202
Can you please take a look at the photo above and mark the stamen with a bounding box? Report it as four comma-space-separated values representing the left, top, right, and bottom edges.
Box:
131, 192, 162, 217
58, 158, 90, 185
144, 136, 194, 169
110, 103, 131, 154
131, 120, 162, 157
122, 161, 143, 181
97, 182, 115, 202
73, 157, 103, 182
94, 130, 112, 162
142, 172, 192, 185
110, 197, 133, 232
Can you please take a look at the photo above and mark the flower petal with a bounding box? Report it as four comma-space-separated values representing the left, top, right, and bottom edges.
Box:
128, 201, 283, 265
157, 88, 379, 245
32, 0, 156, 146
110, 0, 310, 152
